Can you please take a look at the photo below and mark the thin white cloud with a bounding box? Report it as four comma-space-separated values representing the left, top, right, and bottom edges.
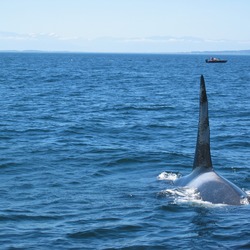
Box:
0, 31, 66, 40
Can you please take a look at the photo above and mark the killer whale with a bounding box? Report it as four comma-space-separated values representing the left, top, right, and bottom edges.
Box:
174, 75, 248, 205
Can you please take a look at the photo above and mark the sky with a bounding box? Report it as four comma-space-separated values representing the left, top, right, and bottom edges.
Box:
1, 0, 250, 53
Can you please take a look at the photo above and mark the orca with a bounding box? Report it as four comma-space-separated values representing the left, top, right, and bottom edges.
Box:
174, 75, 248, 205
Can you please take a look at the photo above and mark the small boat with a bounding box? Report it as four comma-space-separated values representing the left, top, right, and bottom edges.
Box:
205, 57, 227, 63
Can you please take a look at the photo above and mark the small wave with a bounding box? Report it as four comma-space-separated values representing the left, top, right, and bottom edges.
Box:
92, 169, 113, 177
243, 190, 250, 205
240, 197, 250, 205
112, 104, 176, 113
157, 171, 180, 181
68, 224, 142, 239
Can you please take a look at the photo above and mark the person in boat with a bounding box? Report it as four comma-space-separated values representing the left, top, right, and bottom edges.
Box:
211, 57, 218, 61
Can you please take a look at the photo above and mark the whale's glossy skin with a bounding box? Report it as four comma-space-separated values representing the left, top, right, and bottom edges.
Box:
174, 75, 248, 205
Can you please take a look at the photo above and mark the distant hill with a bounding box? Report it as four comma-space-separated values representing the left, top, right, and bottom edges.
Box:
1, 49, 250, 55
191, 50, 250, 55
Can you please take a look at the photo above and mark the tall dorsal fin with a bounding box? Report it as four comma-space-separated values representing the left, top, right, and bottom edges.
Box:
193, 75, 213, 169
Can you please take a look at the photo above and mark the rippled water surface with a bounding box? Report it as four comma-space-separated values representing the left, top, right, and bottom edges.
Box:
0, 53, 249, 249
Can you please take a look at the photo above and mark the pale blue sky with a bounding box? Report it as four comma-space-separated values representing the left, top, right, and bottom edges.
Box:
1, 0, 250, 52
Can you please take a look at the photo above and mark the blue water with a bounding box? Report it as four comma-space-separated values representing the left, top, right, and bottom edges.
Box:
0, 53, 249, 249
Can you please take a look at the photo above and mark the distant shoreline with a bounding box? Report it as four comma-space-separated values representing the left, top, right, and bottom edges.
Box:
0, 49, 250, 55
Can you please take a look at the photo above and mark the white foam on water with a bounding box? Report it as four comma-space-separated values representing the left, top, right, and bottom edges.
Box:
161, 186, 231, 207
157, 172, 180, 181
240, 197, 250, 205
240, 190, 250, 205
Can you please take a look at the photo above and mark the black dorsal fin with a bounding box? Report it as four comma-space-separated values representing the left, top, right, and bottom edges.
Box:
193, 75, 213, 169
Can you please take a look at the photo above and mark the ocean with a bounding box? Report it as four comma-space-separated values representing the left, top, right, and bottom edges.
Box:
0, 53, 249, 249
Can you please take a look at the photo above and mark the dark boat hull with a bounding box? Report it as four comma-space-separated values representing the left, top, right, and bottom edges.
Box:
205, 59, 227, 63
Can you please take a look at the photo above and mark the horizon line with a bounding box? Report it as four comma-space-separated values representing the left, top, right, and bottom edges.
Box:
0, 49, 250, 55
